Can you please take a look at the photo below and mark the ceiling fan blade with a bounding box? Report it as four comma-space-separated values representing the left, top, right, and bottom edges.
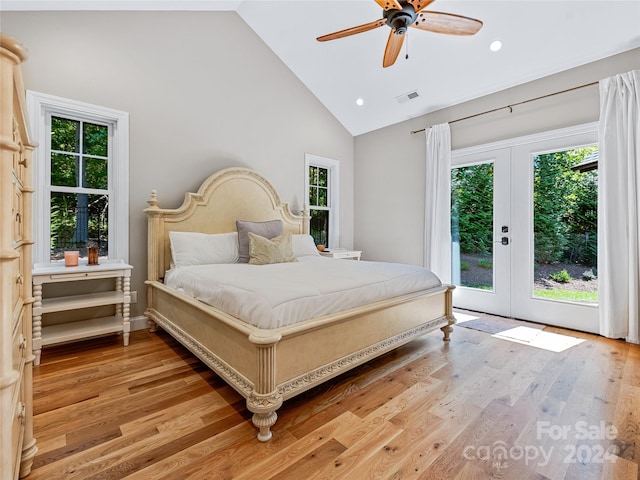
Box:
382, 29, 405, 68
412, 11, 483, 35
406, 0, 436, 14
374, 0, 403, 11
317, 19, 386, 42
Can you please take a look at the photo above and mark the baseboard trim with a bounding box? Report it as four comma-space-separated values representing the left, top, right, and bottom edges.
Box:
130, 315, 149, 332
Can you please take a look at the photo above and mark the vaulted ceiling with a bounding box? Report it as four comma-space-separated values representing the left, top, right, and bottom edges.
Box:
4, 0, 640, 135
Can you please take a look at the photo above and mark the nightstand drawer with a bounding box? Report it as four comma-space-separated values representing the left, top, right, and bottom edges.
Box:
333, 251, 356, 259
320, 249, 362, 260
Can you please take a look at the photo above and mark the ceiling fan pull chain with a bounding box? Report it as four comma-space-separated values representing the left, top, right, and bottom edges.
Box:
405, 31, 409, 60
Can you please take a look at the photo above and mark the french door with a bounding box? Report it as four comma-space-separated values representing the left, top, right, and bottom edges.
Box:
451, 124, 599, 333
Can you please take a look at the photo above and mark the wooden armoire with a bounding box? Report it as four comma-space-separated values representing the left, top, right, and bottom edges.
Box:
0, 34, 37, 478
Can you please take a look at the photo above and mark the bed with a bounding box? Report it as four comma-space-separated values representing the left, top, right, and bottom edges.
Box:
144, 167, 455, 441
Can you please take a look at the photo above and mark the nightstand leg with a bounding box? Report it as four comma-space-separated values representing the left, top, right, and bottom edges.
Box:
116, 277, 130, 346
122, 276, 131, 346
32, 284, 42, 366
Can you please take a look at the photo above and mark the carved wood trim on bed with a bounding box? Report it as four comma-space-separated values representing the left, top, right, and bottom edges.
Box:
144, 167, 455, 441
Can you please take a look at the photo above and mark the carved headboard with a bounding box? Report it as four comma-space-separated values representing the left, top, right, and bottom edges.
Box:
144, 167, 310, 282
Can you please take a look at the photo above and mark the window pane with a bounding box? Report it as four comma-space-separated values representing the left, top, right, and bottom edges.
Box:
318, 187, 328, 207
310, 209, 329, 246
84, 157, 108, 189
309, 166, 318, 186
318, 167, 328, 187
307, 161, 336, 247
50, 192, 109, 261
51, 153, 78, 187
51, 116, 79, 153
83, 122, 108, 157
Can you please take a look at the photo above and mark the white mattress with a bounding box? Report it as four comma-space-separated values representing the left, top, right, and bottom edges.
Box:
164, 256, 442, 329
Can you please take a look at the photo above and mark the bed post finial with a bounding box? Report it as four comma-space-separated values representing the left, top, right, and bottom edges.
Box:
147, 189, 159, 210
145, 189, 163, 284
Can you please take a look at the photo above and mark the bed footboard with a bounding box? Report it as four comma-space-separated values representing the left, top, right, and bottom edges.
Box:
146, 280, 455, 441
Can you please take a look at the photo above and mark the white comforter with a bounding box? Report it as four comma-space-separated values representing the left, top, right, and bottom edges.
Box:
164, 256, 442, 329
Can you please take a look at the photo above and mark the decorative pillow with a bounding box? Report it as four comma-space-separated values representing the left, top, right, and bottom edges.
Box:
292, 234, 321, 257
236, 219, 284, 263
248, 232, 297, 265
169, 231, 239, 267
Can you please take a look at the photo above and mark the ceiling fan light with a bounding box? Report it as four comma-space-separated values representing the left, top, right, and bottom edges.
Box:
489, 40, 503, 52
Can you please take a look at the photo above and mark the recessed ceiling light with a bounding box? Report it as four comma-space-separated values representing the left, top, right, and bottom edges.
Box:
489, 40, 503, 52
355, 98, 364, 106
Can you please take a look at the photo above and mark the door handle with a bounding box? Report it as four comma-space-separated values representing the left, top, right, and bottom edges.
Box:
501, 237, 509, 246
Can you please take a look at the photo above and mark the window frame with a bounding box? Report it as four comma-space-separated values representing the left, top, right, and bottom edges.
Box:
27, 91, 129, 265
304, 153, 339, 248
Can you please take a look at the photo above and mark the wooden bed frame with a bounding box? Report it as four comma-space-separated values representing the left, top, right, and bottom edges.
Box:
144, 167, 455, 441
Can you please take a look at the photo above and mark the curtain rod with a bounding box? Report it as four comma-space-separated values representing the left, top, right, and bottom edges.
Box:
410, 81, 599, 135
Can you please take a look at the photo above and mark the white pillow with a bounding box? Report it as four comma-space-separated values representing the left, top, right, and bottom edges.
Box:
169, 231, 239, 267
292, 234, 320, 257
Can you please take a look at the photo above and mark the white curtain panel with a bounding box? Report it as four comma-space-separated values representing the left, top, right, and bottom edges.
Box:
598, 70, 640, 344
424, 123, 452, 283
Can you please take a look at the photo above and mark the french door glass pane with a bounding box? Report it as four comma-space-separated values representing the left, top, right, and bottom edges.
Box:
532, 147, 598, 303
451, 163, 494, 290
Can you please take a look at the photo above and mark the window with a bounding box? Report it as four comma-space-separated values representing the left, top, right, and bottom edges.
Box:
27, 92, 129, 264
305, 154, 339, 248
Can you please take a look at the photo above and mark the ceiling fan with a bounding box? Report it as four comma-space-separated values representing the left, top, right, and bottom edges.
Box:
317, 0, 483, 68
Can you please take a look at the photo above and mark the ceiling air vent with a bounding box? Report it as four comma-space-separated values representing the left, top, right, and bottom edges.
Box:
395, 90, 420, 104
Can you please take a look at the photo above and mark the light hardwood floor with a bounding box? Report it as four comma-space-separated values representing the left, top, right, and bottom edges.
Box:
28, 314, 639, 479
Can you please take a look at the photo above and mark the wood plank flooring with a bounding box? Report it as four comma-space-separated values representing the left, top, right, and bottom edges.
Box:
28, 315, 639, 479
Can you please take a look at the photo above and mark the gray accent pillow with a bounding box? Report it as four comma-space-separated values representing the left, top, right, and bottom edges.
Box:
236, 219, 284, 263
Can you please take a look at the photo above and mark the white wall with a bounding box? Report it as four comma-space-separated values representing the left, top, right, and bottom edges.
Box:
2, 10, 637, 315
354, 48, 640, 266
1, 11, 355, 317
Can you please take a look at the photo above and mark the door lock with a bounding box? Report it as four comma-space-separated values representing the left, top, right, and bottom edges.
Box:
501, 237, 509, 246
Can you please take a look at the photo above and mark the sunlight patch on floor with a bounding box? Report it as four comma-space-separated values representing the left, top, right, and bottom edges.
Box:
493, 326, 585, 352
453, 311, 482, 324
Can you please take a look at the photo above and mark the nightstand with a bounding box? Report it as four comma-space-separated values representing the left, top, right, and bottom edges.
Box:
319, 249, 362, 260
32, 260, 133, 365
